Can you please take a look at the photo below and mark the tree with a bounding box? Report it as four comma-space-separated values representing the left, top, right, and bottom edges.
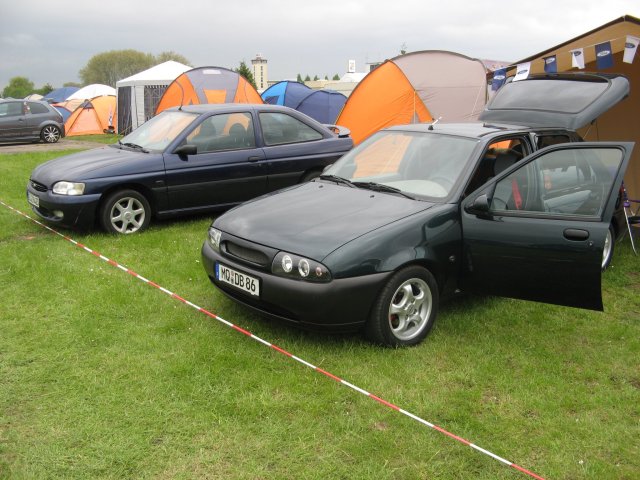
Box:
79, 49, 156, 87
37, 83, 54, 96
2, 76, 34, 98
155, 51, 190, 65
332, 74, 340, 81
296, 74, 303, 83
313, 75, 319, 81
63, 81, 83, 88
324, 75, 329, 80
304, 75, 311, 82
235, 61, 257, 89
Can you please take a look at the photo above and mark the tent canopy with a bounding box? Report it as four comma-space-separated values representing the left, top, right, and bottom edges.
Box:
116, 61, 191, 135
506, 14, 640, 200
64, 95, 117, 136
44, 86, 79, 103
336, 50, 491, 144
67, 84, 116, 101
155, 66, 262, 114
261, 81, 347, 124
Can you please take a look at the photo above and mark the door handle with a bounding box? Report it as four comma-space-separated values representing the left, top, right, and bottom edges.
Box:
248, 156, 261, 162
563, 228, 589, 241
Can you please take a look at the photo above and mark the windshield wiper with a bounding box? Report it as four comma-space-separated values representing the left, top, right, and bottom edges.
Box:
318, 174, 355, 187
121, 142, 149, 153
352, 181, 415, 199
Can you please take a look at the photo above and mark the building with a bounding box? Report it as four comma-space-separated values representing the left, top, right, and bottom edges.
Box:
251, 54, 268, 91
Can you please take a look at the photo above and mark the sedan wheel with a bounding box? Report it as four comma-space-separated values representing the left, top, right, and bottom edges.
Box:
366, 266, 438, 347
41, 125, 61, 143
100, 190, 151, 234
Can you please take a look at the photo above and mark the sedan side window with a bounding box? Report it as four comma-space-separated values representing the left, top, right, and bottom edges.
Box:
259, 112, 323, 146
186, 112, 255, 153
465, 137, 528, 196
490, 147, 624, 218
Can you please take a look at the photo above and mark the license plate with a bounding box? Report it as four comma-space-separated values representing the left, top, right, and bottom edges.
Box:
216, 263, 260, 297
28, 192, 39, 208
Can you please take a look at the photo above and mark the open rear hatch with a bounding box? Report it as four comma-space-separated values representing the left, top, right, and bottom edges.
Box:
480, 73, 629, 130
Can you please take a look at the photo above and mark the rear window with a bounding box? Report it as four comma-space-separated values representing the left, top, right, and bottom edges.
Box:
28, 102, 50, 114
489, 79, 609, 114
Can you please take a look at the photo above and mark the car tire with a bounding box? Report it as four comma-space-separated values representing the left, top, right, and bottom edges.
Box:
100, 189, 151, 234
602, 224, 615, 271
41, 125, 61, 143
365, 266, 438, 347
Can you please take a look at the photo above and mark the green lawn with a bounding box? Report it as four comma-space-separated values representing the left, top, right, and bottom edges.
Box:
1, 151, 638, 479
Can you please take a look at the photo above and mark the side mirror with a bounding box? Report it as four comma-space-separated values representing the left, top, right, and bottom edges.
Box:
465, 193, 491, 215
173, 144, 197, 158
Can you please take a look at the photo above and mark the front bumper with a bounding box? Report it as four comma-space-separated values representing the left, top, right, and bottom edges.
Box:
26, 182, 101, 230
201, 240, 390, 331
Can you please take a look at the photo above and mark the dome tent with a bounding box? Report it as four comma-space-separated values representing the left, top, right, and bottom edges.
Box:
64, 95, 117, 136
261, 81, 347, 124
336, 50, 491, 144
155, 66, 262, 114
43, 86, 79, 103
66, 84, 116, 101
116, 60, 191, 135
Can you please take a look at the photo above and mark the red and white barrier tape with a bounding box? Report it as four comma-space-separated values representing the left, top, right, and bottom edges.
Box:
1, 199, 545, 479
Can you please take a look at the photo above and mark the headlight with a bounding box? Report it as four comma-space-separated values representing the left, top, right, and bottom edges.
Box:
208, 227, 222, 252
272, 251, 331, 282
52, 181, 85, 195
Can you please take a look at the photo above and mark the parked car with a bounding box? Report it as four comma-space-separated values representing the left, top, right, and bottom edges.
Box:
26, 104, 353, 233
0, 99, 64, 143
201, 73, 632, 347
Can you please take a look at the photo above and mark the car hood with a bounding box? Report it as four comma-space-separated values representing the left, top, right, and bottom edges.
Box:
216, 181, 435, 260
30, 145, 159, 186
479, 73, 629, 130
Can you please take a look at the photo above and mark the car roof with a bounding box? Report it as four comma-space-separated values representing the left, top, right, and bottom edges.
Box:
166, 103, 297, 115
385, 121, 548, 139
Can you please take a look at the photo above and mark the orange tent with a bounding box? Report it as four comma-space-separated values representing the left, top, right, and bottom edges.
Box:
155, 66, 262, 114
65, 95, 117, 136
337, 51, 492, 144
507, 14, 640, 200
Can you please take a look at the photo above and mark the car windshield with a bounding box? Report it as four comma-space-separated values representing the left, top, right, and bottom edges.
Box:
323, 130, 478, 200
118, 110, 199, 152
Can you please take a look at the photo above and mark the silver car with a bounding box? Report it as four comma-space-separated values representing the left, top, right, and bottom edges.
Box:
0, 99, 65, 143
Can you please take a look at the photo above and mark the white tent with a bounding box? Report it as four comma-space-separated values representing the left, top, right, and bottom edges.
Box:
116, 61, 191, 134
66, 84, 116, 100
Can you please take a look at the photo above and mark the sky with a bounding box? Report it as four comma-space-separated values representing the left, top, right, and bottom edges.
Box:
1, 0, 638, 90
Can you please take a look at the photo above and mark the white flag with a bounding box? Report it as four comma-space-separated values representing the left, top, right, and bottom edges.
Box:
571, 48, 585, 69
624, 35, 639, 64
513, 62, 531, 82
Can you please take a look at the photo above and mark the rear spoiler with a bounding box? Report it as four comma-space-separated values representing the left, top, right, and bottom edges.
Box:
324, 124, 351, 138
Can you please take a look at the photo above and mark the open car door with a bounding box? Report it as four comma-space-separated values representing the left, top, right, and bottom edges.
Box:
461, 142, 633, 311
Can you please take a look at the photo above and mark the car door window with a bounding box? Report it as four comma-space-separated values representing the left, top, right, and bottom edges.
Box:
259, 112, 323, 146
0, 102, 24, 117
490, 146, 625, 218
465, 137, 528, 195
186, 112, 255, 153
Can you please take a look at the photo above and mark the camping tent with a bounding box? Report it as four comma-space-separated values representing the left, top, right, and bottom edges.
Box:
261, 81, 347, 124
64, 95, 117, 136
503, 14, 640, 200
66, 84, 116, 101
43, 86, 79, 103
116, 60, 191, 135
336, 50, 491, 144
155, 66, 263, 114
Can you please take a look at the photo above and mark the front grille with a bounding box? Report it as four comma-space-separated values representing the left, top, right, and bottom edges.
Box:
225, 241, 270, 267
30, 180, 47, 192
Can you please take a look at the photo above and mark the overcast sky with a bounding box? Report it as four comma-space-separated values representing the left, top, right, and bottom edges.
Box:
1, 0, 637, 90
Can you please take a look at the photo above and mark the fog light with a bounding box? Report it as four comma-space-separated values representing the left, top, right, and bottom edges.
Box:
53, 210, 64, 219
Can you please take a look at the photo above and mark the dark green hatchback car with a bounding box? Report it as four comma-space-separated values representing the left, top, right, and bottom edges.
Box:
202, 73, 633, 346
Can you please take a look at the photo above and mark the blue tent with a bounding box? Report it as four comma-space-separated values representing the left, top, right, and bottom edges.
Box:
261, 81, 346, 124
44, 86, 80, 103
53, 105, 72, 122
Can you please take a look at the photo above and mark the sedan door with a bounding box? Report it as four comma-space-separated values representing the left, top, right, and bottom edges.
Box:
163, 112, 268, 213
460, 142, 633, 311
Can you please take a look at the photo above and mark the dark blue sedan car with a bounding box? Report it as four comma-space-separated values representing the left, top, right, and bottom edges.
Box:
26, 104, 353, 233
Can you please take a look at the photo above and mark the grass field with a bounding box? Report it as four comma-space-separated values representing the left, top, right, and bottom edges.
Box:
1, 149, 638, 479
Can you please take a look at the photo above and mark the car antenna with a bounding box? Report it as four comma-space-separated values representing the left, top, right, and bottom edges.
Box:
428, 117, 442, 130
